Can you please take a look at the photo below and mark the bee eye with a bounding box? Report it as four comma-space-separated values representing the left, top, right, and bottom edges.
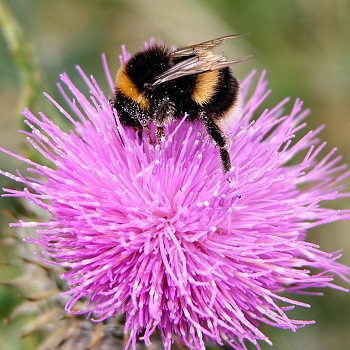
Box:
144, 83, 154, 91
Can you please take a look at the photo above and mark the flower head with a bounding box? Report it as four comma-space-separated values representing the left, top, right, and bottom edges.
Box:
1, 44, 350, 350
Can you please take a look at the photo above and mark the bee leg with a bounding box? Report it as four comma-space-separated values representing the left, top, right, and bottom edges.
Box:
219, 148, 231, 173
203, 115, 231, 173
156, 126, 165, 143
153, 97, 176, 144
142, 123, 155, 144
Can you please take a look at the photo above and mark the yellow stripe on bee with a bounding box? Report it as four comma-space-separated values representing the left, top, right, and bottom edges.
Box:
192, 71, 219, 105
115, 66, 150, 109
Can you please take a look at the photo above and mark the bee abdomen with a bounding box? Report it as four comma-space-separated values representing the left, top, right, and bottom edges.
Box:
204, 67, 240, 119
192, 71, 219, 105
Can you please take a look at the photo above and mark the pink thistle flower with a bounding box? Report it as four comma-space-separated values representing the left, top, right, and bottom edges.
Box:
1, 44, 350, 350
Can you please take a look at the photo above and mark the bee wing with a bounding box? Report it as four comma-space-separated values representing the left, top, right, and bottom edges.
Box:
171, 34, 244, 58
150, 52, 252, 87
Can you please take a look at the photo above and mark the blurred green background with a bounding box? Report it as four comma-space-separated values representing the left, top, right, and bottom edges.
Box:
0, 0, 349, 349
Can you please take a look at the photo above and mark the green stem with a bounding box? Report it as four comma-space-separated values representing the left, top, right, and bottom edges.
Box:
0, 1, 42, 116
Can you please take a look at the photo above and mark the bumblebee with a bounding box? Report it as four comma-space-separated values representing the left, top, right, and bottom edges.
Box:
111, 35, 251, 173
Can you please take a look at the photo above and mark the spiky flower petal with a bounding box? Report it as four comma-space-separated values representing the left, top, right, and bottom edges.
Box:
1, 47, 350, 350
